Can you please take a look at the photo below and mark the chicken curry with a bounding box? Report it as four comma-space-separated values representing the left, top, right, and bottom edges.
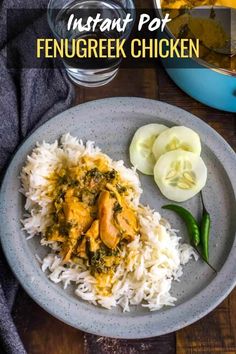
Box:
161, 0, 236, 72
46, 155, 139, 295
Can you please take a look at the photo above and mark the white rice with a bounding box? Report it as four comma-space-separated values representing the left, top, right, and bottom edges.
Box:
21, 133, 197, 311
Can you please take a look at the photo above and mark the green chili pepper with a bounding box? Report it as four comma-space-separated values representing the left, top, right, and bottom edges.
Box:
162, 204, 200, 247
163, 201, 217, 273
200, 192, 211, 262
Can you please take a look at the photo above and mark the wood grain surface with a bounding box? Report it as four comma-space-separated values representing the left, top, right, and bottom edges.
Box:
12, 0, 236, 351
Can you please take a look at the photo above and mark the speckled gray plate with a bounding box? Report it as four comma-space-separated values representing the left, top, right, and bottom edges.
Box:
0, 97, 236, 338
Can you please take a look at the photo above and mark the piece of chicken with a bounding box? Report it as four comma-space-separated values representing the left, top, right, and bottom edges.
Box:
105, 183, 138, 240
85, 220, 100, 252
77, 220, 101, 258
98, 190, 138, 249
115, 201, 138, 241
98, 190, 121, 249
61, 189, 93, 261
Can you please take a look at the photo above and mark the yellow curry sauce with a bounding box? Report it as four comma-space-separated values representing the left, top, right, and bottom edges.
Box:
161, 0, 236, 9
161, 0, 236, 72
46, 155, 139, 296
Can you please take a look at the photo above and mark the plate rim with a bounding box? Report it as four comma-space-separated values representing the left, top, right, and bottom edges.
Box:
0, 97, 236, 338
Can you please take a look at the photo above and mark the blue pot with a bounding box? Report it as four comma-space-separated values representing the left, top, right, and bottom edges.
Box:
154, 1, 236, 112
165, 60, 236, 112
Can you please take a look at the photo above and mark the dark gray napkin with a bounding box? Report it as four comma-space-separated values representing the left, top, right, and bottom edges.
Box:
0, 1, 75, 353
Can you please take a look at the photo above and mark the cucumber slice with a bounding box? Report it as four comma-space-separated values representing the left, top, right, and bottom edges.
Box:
154, 150, 207, 202
130, 124, 168, 175
152, 126, 201, 161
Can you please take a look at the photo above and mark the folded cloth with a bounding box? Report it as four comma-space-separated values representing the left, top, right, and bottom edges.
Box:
0, 1, 75, 353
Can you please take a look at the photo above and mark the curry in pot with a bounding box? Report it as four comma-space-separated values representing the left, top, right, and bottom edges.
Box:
161, 0, 236, 72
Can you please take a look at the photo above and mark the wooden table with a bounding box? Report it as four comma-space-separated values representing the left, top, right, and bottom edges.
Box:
12, 63, 236, 353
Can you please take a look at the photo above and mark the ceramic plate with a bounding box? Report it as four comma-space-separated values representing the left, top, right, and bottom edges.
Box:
1, 98, 236, 338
